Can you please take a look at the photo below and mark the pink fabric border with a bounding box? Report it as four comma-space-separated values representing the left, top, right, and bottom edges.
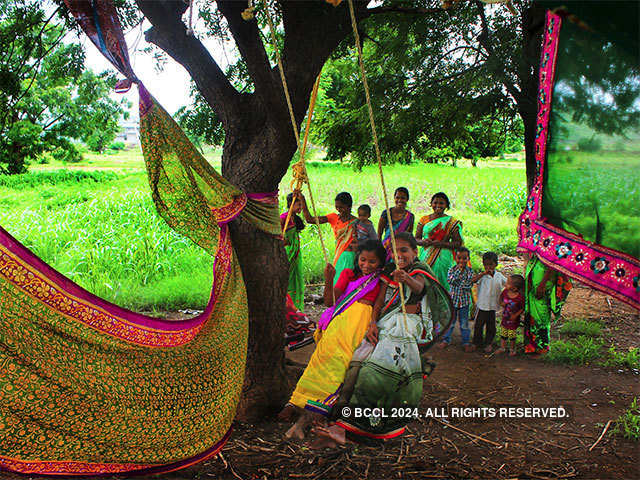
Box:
517, 11, 640, 310
0, 426, 232, 476
0, 223, 232, 346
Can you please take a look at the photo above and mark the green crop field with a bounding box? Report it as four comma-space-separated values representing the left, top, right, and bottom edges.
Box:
0, 149, 526, 311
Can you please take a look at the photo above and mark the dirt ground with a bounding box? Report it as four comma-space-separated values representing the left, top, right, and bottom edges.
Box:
5, 283, 638, 480
161, 282, 638, 480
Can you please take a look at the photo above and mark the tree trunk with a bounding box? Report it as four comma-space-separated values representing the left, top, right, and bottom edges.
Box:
222, 110, 297, 421
230, 217, 290, 420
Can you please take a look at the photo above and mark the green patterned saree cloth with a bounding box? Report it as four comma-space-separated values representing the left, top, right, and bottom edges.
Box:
0, 0, 279, 475
333, 263, 453, 438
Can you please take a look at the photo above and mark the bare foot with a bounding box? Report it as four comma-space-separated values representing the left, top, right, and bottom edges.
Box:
509, 350, 517, 357
277, 403, 301, 422
285, 421, 306, 440
285, 412, 311, 440
495, 347, 506, 354
463, 344, 474, 353
484, 345, 493, 353
309, 424, 346, 449
438, 341, 449, 349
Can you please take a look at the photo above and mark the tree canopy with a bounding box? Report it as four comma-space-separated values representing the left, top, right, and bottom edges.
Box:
173, 1, 538, 169
0, 0, 127, 174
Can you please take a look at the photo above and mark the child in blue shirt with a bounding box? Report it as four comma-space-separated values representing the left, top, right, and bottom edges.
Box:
441, 247, 473, 351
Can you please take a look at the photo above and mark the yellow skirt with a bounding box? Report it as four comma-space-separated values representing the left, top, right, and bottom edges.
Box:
289, 302, 372, 413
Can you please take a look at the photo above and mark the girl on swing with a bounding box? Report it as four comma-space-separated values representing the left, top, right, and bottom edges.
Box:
300, 192, 357, 285
281, 233, 452, 446
279, 239, 387, 439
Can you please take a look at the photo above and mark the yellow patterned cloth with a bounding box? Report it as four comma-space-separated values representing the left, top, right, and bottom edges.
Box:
289, 302, 372, 413
0, 91, 278, 476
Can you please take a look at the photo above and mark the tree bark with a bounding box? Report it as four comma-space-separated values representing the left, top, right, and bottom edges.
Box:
136, 0, 428, 421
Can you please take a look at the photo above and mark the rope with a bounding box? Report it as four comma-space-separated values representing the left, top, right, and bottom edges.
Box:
347, 0, 408, 324
262, 3, 334, 301
187, 0, 194, 35
282, 75, 320, 235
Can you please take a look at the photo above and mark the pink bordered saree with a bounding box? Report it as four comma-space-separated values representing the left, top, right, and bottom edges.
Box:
0, 0, 279, 476
518, 4, 639, 310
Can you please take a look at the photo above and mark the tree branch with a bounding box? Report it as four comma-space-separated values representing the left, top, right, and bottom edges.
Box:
136, 0, 241, 126
475, 0, 522, 102
216, 0, 275, 105
42, 112, 65, 131
279, 0, 367, 125
367, 6, 442, 15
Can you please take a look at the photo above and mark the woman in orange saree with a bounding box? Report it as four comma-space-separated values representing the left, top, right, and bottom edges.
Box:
302, 192, 357, 285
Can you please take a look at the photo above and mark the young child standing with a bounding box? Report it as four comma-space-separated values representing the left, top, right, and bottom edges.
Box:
471, 252, 507, 353
354, 204, 379, 247
441, 247, 473, 351
497, 274, 525, 356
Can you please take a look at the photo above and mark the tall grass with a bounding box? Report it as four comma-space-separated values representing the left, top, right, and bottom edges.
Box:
544, 336, 603, 365
0, 170, 118, 189
1, 185, 212, 311
0, 155, 526, 310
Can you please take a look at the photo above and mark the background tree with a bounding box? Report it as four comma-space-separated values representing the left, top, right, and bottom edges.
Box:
307, 0, 543, 176
55, 0, 545, 418
173, 1, 545, 186
0, 0, 127, 174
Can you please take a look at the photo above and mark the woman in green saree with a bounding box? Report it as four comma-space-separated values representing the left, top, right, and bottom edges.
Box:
523, 253, 571, 355
281, 193, 305, 311
415, 192, 463, 289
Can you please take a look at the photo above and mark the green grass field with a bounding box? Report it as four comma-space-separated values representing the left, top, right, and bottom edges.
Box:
0, 149, 526, 311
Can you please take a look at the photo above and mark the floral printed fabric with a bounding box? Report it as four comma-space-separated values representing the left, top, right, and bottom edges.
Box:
517, 10, 639, 310
0, 0, 279, 475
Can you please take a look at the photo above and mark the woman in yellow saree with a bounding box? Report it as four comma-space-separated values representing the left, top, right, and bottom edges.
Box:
416, 192, 463, 289
301, 192, 357, 285
280, 240, 386, 438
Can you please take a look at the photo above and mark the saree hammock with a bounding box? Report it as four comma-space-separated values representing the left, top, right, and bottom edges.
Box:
1, 0, 279, 476
518, 2, 640, 310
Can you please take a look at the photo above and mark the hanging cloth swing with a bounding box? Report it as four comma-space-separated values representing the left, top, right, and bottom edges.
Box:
0, 0, 280, 476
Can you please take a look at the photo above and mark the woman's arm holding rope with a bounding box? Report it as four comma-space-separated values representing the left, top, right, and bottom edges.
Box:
301, 194, 327, 224
392, 270, 425, 294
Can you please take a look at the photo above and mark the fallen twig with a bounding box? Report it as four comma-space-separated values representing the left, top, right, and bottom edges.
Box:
589, 420, 612, 451
432, 418, 501, 447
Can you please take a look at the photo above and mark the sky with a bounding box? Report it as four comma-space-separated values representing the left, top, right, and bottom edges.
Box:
77, 8, 233, 117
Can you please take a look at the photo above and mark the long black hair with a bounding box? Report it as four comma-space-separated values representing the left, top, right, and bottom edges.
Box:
353, 239, 386, 276
286, 193, 305, 231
